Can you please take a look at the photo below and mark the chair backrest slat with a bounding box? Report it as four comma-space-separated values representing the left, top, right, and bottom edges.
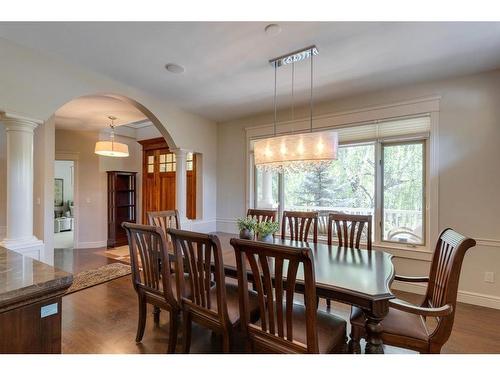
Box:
424, 228, 476, 346
122, 222, 177, 306
148, 210, 180, 236
167, 229, 229, 326
230, 238, 319, 353
247, 209, 277, 224
327, 213, 372, 249
281, 211, 318, 243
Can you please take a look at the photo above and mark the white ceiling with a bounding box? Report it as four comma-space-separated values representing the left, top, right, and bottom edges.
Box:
2, 22, 500, 122
55, 95, 146, 130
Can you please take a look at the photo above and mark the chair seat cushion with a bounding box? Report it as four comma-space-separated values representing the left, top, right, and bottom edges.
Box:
255, 303, 347, 353
210, 283, 260, 326
350, 305, 429, 342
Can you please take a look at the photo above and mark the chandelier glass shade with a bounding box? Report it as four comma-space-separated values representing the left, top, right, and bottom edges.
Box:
254, 45, 338, 172
254, 130, 338, 171
94, 116, 129, 157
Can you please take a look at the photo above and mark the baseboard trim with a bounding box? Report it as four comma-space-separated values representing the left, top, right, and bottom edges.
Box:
76, 241, 107, 249
392, 281, 500, 310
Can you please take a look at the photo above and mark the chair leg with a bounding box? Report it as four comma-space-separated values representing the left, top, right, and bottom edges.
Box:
136, 295, 147, 343
153, 306, 161, 325
181, 310, 192, 354
222, 331, 231, 353
348, 326, 363, 354
167, 310, 179, 353
326, 299, 331, 309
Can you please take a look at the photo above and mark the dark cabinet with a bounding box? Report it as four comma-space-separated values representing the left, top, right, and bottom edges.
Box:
107, 171, 137, 248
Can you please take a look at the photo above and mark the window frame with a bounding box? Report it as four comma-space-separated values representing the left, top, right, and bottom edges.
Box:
379, 139, 427, 247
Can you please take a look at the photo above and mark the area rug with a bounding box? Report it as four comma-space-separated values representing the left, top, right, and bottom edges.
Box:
65, 262, 132, 295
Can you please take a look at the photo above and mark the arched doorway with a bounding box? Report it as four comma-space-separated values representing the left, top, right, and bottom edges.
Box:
48, 93, 183, 255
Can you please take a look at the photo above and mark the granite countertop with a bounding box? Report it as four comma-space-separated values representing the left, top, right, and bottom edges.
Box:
0, 246, 73, 312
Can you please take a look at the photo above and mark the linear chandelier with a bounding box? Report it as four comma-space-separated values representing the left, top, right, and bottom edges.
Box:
94, 116, 129, 158
254, 45, 338, 172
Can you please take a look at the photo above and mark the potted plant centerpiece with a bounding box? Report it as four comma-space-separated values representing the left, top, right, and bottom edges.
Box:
236, 217, 257, 240
256, 220, 279, 242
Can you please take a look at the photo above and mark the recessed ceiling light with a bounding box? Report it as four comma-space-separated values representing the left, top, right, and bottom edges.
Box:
165, 63, 185, 74
265, 24, 281, 36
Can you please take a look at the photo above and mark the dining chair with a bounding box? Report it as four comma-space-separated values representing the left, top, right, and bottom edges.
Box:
147, 210, 181, 322
247, 208, 277, 223
166, 228, 260, 353
281, 210, 318, 243
147, 210, 180, 233
122, 222, 182, 353
349, 228, 476, 354
230, 238, 348, 354
327, 213, 372, 249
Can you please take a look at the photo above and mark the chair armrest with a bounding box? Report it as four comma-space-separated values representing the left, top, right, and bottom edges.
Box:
389, 299, 453, 317
394, 275, 429, 283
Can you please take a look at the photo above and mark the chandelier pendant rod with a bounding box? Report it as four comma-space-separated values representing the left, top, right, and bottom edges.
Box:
273, 61, 277, 137
310, 48, 314, 133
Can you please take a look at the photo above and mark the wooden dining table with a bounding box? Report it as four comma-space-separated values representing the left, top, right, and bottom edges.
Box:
211, 231, 395, 354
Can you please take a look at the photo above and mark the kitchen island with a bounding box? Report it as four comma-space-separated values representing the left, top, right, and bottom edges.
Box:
0, 246, 73, 353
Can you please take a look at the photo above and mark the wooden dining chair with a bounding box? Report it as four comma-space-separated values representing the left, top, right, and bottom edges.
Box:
166, 228, 260, 353
349, 228, 476, 354
327, 213, 372, 249
247, 208, 277, 223
147, 210, 180, 233
281, 211, 318, 243
147, 210, 182, 322
230, 238, 347, 354
122, 222, 181, 353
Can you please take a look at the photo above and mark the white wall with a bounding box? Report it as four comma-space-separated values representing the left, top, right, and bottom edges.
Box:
217, 69, 500, 309
0, 37, 218, 251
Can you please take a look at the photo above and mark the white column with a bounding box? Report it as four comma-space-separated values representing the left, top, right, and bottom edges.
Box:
258, 169, 274, 208
0, 113, 44, 259
174, 148, 188, 224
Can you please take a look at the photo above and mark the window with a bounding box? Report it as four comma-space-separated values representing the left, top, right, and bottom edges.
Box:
251, 115, 430, 248
159, 152, 176, 172
187, 152, 194, 171
147, 155, 155, 173
382, 141, 425, 245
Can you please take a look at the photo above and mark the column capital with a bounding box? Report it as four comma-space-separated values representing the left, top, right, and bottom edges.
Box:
0, 112, 42, 132
172, 148, 191, 158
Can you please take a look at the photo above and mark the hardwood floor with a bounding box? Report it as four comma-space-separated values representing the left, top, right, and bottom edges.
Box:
56, 247, 500, 354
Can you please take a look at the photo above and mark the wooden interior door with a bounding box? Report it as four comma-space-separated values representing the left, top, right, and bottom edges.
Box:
139, 137, 197, 222
186, 153, 196, 219
157, 149, 176, 212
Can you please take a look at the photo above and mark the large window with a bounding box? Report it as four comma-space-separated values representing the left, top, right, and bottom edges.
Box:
253, 115, 430, 248
382, 141, 425, 245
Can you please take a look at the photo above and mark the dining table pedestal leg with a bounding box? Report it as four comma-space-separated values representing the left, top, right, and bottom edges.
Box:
364, 311, 384, 354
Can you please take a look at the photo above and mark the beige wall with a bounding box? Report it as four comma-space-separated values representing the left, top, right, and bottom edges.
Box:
217, 69, 500, 308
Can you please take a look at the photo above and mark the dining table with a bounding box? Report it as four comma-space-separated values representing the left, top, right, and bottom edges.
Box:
211, 231, 395, 354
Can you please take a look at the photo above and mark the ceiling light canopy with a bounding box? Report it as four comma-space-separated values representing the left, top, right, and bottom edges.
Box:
264, 23, 282, 36
94, 116, 129, 157
165, 63, 185, 74
254, 45, 338, 172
